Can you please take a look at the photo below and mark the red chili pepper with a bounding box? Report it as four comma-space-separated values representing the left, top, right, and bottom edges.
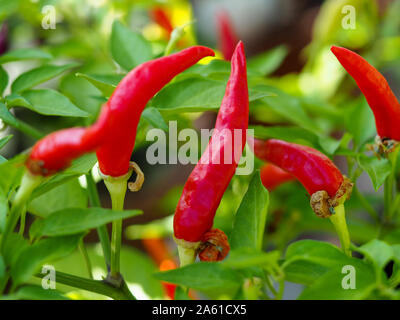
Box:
252, 138, 352, 217
173, 42, 248, 258
26, 46, 214, 177
96, 46, 215, 177
331, 46, 400, 142
260, 163, 295, 191
216, 11, 239, 61
25, 106, 110, 176
150, 7, 174, 38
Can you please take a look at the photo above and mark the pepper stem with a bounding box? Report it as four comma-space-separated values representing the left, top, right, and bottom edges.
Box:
1, 171, 42, 251
329, 204, 351, 257
177, 245, 197, 267
103, 172, 130, 279
175, 238, 201, 267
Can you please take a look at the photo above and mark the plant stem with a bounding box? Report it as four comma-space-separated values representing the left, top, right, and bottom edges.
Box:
103, 175, 128, 279
384, 147, 399, 222
85, 174, 111, 269
0, 171, 42, 252
34, 271, 135, 300
329, 204, 351, 256
79, 239, 93, 279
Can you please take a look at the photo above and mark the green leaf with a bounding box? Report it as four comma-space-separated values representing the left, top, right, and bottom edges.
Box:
223, 248, 279, 270
11, 63, 79, 93
2, 233, 29, 267
357, 155, 392, 191
13, 285, 69, 300
48, 245, 164, 299
298, 258, 376, 300
4, 93, 32, 108
183, 59, 231, 77
31, 207, 142, 238
256, 86, 320, 133
75, 73, 123, 97
247, 45, 288, 76
32, 153, 97, 197
0, 187, 7, 233
142, 107, 168, 132
356, 239, 394, 270
22, 89, 89, 117
152, 77, 271, 112
345, 98, 376, 148
0, 134, 12, 149
229, 172, 269, 251
0, 48, 52, 64
252, 125, 319, 147
0, 152, 25, 195
28, 179, 87, 218
110, 21, 152, 70
283, 240, 351, 285
11, 235, 83, 286
155, 262, 242, 293
0, 65, 8, 96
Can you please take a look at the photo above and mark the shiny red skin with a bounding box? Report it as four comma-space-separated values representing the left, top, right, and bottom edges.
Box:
253, 139, 343, 197
216, 11, 239, 61
96, 46, 215, 177
260, 163, 295, 191
331, 46, 400, 141
150, 7, 174, 37
174, 42, 248, 242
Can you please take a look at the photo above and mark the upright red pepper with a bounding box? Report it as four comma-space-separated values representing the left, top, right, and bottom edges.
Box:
216, 11, 239, 61
173, 42, 248, 264
252, 138, 352, 217
260, 163, 295, 191
331, 46, 400, 143
96, 46, 215, 178
150, 7, 174, 38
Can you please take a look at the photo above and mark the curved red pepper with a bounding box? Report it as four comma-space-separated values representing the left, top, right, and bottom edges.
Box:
216, 11, 239, 61
150, 7, 174, 38
331, 46, 400, 141
260, 163, 295, 191
253, 139, 343, 197
96, 46, 215, 177
173, 42, 248, 243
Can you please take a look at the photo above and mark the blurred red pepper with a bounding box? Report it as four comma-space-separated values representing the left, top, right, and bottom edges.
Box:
260, 163, 295, 191
96, 46, 215, 178
252, 138, 352, 217
331, 46, 400, 147
173, 42, 248, 264
150, 7, 174, 38
216, 11, 239, 61
142, 238, 177, 300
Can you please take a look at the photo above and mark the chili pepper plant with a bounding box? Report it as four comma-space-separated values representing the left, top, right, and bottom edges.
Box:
0, 0, 399, 300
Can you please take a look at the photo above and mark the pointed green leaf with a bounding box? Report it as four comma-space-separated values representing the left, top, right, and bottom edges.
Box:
75, 73, 123, 97
230, 172, 269, 250
110, 21, 152, 70
31, 207, 142, 238
357, 155, 392, 191
11, 235, 83, 286
22, 89, 89, 117
0, 48, 52, 64
11, 63, 79, 93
